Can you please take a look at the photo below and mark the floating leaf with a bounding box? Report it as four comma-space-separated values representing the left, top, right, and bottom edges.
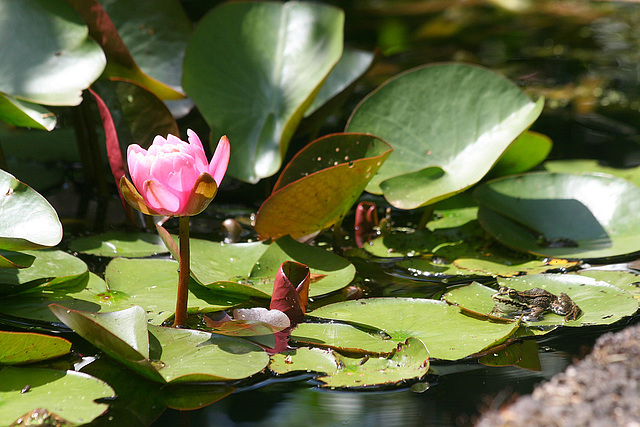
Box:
50, 305, 269, 383
444, 275, 639, 330
0, 250, 87, 296
0, 170, 63, 252
269, 347, 339, 375
291, 322, 401, 355
0, 366, 114, 426
0, 331, 71, 365
0, 93, 56, 131
575, 269, 640, 301
544, 159, 640, 188
0, 0, 105, 106
104, 258, 247, 324
254, 133, 392, 240
0, 250, 35, 269
346, 63, 544, 209
475, 172, 640, 259
302, 298, 519, 360
69, 0, 184, 100
97, 0, 191, 94
489, 131, 552, 177
183, 1, 344, 182
316, 338, 430, 388
68, 231, 168, 258
190, 236, 356, 299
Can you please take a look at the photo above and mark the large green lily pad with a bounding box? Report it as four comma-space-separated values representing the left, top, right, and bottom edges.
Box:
0, 331, 71, 365
0, 366, 114, 426
444, 275, 639, 330
254, 133, 392, 240
346, 63, 544, 209
0, 0, 105, 106
190, 236, 356, 298
544, 159, 640, 188
474, 172, 640, 260
489, 131, 552, 178
0, 249, 87, 296
68, 231, 168, 258
301, 298, 519, 360
0, 170, 63, 252
50, 305, 270, 384
182, 1, 344, 183
104, 258, 248, 323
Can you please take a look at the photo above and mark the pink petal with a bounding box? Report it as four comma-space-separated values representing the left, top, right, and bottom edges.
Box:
186, 129, 209, 173
150, 151, 198, 193
142, 180, 183, 215
209, 136, 230, 186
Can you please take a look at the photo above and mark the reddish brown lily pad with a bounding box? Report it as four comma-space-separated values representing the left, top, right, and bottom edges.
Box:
255, 133, 391, 240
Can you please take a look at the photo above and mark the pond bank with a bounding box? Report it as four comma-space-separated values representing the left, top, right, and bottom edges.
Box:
476, 323, 640, 426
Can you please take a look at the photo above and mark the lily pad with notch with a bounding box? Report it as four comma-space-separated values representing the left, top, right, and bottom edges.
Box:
299, 298, 519, 361
346, 63, 544, 209
474, 172, 640, 260
49, 305, 270, 384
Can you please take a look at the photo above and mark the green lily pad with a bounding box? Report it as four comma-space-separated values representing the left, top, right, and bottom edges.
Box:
97, 0, 191, 94
478, 328, 541, 370
50, 305, 269, 383
475, 172, 640, 260
0, 93, 56, 131
182, 1, 344, 183
489, 131, 552, 178
0, 250, 35, 269
544, 159, 640, 188
161, 384, 234, 411
68, 231, 168, 258
254, 133, 392, 240
269, 347, 340, 375
0, 331, 71, 365
317, 338, 429, 389
190, 236, 356, 298
575, 269, 640, 301
69, 0, 184, 100
444, 275, 639, 329
0, 0, 105, 106
0, 366, 114, 426
104, 258, 248, 324
272, 338, 429, 389
303, 298, 519, 360
0, 249, 87, 296
291, 322, 401, 355
0, 170, 63, 252
346, 63, 544, 209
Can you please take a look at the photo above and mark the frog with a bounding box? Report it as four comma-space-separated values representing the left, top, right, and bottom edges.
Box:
490, 286, 582, 322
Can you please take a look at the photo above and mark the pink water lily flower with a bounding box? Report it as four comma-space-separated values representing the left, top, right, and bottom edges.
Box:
120, 129, 230, 216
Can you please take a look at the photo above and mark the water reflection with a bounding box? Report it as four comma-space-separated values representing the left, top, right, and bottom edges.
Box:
154, 352, 572, 427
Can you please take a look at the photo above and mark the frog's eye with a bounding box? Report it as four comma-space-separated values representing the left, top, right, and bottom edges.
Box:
507, 289, 519, 298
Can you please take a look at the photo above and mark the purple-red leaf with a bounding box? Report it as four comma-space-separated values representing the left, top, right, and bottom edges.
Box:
354, 201, 378, 248
270, 261, 310, 325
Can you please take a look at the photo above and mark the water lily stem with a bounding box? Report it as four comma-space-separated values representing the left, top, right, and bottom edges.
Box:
417, 204, 435, 229
174, 216, 190, 327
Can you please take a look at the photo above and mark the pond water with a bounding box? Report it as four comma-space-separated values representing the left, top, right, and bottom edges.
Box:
152, 2, 640, 425
3, 1, 640, 426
